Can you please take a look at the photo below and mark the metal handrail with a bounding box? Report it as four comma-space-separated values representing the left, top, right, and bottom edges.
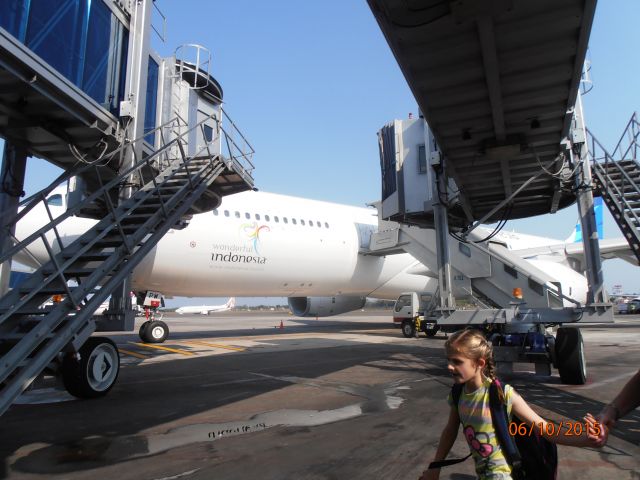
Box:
0, 112, 223, 266
611, 112, 640, 162
220, 107, 256, 172
587, 126, 640, 227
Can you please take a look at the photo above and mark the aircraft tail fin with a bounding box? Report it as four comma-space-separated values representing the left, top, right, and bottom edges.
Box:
564, 197, 604, 243
227, 297, 235, 309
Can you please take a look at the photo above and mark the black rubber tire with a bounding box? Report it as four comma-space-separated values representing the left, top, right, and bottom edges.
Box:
141, 320, 169, 343
62, 337, 120, 399
555, 327, 587, 385
424, 324, 439, 338
401, 319, 416, 338
138, 321, 151, 340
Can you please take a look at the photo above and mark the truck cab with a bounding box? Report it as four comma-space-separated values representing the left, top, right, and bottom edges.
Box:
393, 292, 438, 337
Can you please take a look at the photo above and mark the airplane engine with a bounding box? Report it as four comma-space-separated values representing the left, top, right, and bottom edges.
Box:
288, 296, 366, 317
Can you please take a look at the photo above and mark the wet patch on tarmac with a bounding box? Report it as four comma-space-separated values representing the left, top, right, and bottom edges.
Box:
10, 374, 417, 475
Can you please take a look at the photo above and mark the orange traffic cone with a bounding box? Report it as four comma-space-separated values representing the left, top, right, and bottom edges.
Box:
279, 320, 284, 329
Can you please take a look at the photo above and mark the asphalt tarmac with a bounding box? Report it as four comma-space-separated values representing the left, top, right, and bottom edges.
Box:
1, 310, 639, 479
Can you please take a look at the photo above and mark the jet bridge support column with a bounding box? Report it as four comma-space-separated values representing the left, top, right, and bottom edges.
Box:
432, 161, 455, 311
0, 142, 27, 296
571, 96, 605, 304
106, 0, 154, 330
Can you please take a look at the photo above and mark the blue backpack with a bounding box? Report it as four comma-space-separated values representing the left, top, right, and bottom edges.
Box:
428, 379, 558, 480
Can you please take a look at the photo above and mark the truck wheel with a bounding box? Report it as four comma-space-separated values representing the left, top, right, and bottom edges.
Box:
424, 324, 439, 338
401, 319, 416, 338
555, 327, 587, 385
62, 337, 120, 398
141, 320, 169, 343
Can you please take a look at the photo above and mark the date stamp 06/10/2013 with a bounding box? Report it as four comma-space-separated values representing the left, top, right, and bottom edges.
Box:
508, 421, 602, 437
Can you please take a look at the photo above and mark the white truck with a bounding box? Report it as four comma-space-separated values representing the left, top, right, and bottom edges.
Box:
393, 291, 441, 338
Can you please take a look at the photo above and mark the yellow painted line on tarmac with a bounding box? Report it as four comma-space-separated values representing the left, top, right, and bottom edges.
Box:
130, 342, 195, 356
118, 348, 149, 359
183, 340, 245, 351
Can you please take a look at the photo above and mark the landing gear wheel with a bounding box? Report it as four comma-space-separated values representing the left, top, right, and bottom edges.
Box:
62, 337, 120, 398
138, 321, 151, 340
555, 327, 587, 385
401, 319, 416, 338
424, 324, 439, 338
141, 320, 169, 343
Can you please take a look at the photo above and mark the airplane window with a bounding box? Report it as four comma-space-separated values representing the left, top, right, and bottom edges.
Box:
245, 212, 250, 219
46, 194, 63, 206
292, 219, 297, 225
224, 210, 230, 217
274, 216, 279, 223
309, 220, 313, 227
325, 222, 329, 228
213, 209, 218, 216
300, 219, 305, 226
316, 221, 321, 227
235, 211, 240, 218
283, 217, 288, 224
255, 214, 261, 220
265, 215, 270, 221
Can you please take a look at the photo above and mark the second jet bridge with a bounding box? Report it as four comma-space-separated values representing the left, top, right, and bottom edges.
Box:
367, 221, 569, 310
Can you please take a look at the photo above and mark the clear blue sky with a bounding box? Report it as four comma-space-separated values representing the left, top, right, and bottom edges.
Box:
3, 1, 639, 305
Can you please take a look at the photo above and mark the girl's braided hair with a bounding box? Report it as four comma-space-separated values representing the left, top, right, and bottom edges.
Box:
445, 328, 497, 380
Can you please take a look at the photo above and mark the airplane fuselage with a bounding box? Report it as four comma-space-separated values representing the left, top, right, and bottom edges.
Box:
16, 191, 436, 300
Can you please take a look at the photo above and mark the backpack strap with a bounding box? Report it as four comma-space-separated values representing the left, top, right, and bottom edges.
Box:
452, 382, 464, 410
428, 453, 472, 469
427, 383, 470, 470
489, 379, 523, 475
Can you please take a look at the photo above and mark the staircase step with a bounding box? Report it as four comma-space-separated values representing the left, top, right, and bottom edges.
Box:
63, 252, 111, 261
19, 284, 68, 295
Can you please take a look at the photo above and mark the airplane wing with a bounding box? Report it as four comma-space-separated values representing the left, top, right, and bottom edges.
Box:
512, 238, 638, 266
565, 238, 639, 266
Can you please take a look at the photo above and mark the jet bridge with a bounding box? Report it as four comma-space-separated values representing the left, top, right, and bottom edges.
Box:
367, 0, 613, 383
0, 1, 254, 415
368, 0, 595, 226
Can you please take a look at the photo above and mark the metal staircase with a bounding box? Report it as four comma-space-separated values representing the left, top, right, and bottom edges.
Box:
589, 113, 640, 263
0, 114, 253, 416
367, 224, 571, 309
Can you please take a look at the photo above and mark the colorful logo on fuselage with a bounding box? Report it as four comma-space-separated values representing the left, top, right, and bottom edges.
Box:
240, 222, 270, 255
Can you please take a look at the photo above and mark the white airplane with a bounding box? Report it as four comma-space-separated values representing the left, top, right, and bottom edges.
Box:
13, 187, 635, 332
175, 297, 235, 315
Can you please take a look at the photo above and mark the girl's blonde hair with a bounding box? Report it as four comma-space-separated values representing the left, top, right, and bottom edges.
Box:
445, 329, 496, 380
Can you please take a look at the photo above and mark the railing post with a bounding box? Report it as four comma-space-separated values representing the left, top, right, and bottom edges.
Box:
572, 95, 605, 305
0, 142, 27, 296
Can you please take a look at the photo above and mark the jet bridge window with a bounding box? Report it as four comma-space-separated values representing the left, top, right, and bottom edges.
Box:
418, 145, 427, 174
3, 0, 130, 115
203, 124, 214, 143
46, 194, 63, 206
528, 278, 544, 296
504, 264, 518, 278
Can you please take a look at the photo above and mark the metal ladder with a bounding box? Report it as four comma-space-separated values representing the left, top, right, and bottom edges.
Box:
0, 115, 242, 416
589, 113, 640, 263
